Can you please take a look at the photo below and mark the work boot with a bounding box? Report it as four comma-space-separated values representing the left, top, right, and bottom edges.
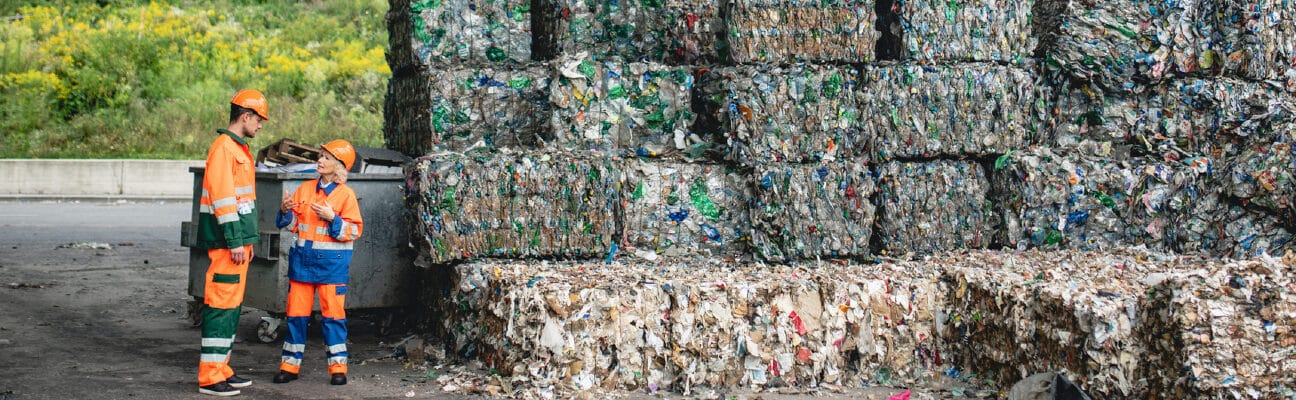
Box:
330, 373, 347, 385
272, 371, 298, 384
226, 375, 252, 388
198, 381, 241, 397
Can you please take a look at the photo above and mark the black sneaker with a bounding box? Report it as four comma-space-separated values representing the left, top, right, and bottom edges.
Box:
226, 375, 252, 388
272, 371, 298, 384
330, 373, 347, 386
198, 381, 241, 397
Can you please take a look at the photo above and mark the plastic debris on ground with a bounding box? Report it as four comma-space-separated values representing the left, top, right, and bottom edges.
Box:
715, 64, 869, 166
727, 0, 878, 64
549, 54, 709, 158
898, 0, 1038, 63
405, 151, 623, 264
621, 160, 751, 260
861, 63, 1048, 160
877, 161, 996, 255
403, 66, 554, 153
749, 161, 876, 262
396, 0, 533, 67
544, 0, 722, 64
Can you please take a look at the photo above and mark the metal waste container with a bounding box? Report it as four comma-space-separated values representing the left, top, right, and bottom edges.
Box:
181, 167, 415, 341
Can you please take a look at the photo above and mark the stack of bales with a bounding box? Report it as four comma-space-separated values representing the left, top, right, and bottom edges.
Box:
385, 0, 1296, 396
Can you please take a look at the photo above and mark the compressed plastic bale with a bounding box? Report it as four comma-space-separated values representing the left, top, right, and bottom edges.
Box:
749, 161, 876, 262
943, 249, 1185, 398
728, 0, 878, 64
721, 64, 869, 166
413, 66, 554, 152
1049, 0, 1228, 91
405, 151, 622, 264
1170, 192, 1294, 259
549, 55, 704, 157
862, 63, 1048, 160
898, 0, 1038, 63
622, 160, 752, 259
544, 0, 722, 64
1221, 124, 1294, 219
1139, 258, 1296, 399
396, 0, 533, 67
819, 261, 946, 387
992, 148, 1211, 252
877, 161, 996, 255
1223, 0, 1296, 92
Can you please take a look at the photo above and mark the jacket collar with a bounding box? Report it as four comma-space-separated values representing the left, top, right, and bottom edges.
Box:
216, 129, 248, 146
316, 180, 337, 196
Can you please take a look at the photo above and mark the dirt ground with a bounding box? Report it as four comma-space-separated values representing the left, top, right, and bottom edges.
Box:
0, 200, 984, 400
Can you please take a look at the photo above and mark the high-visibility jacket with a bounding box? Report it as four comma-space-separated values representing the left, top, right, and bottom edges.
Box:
197, 129, 259, 249
276, 179, 362, 284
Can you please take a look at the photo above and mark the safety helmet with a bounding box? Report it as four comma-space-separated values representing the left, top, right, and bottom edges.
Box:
231, 89, 269, 120
321, 139, 357, 171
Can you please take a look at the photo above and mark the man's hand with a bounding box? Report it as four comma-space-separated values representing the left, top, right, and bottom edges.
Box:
230, 246, 249, 264
311, 202, 335, 221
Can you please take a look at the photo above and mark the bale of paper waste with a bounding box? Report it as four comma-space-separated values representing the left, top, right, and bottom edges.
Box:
749, 161, 876, 262
877, 161, 996, 255
728, 0, 878, 64
543, 0, 723, 64
389, 0, 534, 69
1139, 257, 1296, 399
861, 63, 1048, 160
443, 259, 947, 394
621, 160, 751, 260
942, 249, 1187, 398
898, 0, 1038, 63
817, 261, 946, 387
387, 66, 553, 155
1049, 0, 1224, 90
718, 64, 869, 166
405, 151, 623, 264
549, 55, 709, 159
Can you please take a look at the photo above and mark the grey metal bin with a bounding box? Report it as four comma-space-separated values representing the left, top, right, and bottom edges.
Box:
181, 167, 415, 341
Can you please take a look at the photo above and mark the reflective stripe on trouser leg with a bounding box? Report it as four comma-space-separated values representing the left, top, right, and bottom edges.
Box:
321, 283, 348, 375
199, 246, 250, 387
279, 281, 315, 374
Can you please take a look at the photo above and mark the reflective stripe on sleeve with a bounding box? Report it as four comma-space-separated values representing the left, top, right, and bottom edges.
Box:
212, 197, 238, 208
235, 185, 254, 195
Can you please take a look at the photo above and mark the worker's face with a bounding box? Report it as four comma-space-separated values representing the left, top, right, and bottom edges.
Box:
317, 151, 339, 175
241, 113, 263, 138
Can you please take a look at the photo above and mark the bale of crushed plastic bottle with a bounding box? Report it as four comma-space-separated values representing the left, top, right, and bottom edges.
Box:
728, 0, 879, 64
898, 0, 1039, 63
621, 159, 752, 260
716, 64, 869, 166
877, 161, 996, 255
405, 151, 623, 264
749, 161, 876, 262
542, 0, 723, 64
389, 0, 535, 70
861, 63, 1048, 160
387, 66, 553, 155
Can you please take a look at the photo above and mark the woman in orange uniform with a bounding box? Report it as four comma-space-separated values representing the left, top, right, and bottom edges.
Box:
270, 140, 363, 386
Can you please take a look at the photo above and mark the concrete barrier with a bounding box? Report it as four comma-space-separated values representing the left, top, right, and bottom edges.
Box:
0, 159, 203, 200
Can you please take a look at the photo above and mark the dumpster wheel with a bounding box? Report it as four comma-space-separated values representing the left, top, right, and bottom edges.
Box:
257, 316, 285, 343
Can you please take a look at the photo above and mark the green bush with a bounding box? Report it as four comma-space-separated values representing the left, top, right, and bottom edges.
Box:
0, 1, 390, 159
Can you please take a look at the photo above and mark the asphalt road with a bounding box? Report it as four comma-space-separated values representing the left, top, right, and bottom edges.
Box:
0, 200, 460, 399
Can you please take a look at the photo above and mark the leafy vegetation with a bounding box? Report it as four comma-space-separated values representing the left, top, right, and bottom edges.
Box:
0, 1, 390, 159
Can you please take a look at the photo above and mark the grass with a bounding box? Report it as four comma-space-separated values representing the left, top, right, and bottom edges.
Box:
0, 0, 390, 159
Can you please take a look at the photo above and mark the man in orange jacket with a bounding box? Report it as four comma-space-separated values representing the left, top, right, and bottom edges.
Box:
271, 139, 363, 386
195, 89, 267, 397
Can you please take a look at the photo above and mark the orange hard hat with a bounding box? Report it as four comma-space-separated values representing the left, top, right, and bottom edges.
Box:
321, 139, 356, 171
231, 89, 269, 120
